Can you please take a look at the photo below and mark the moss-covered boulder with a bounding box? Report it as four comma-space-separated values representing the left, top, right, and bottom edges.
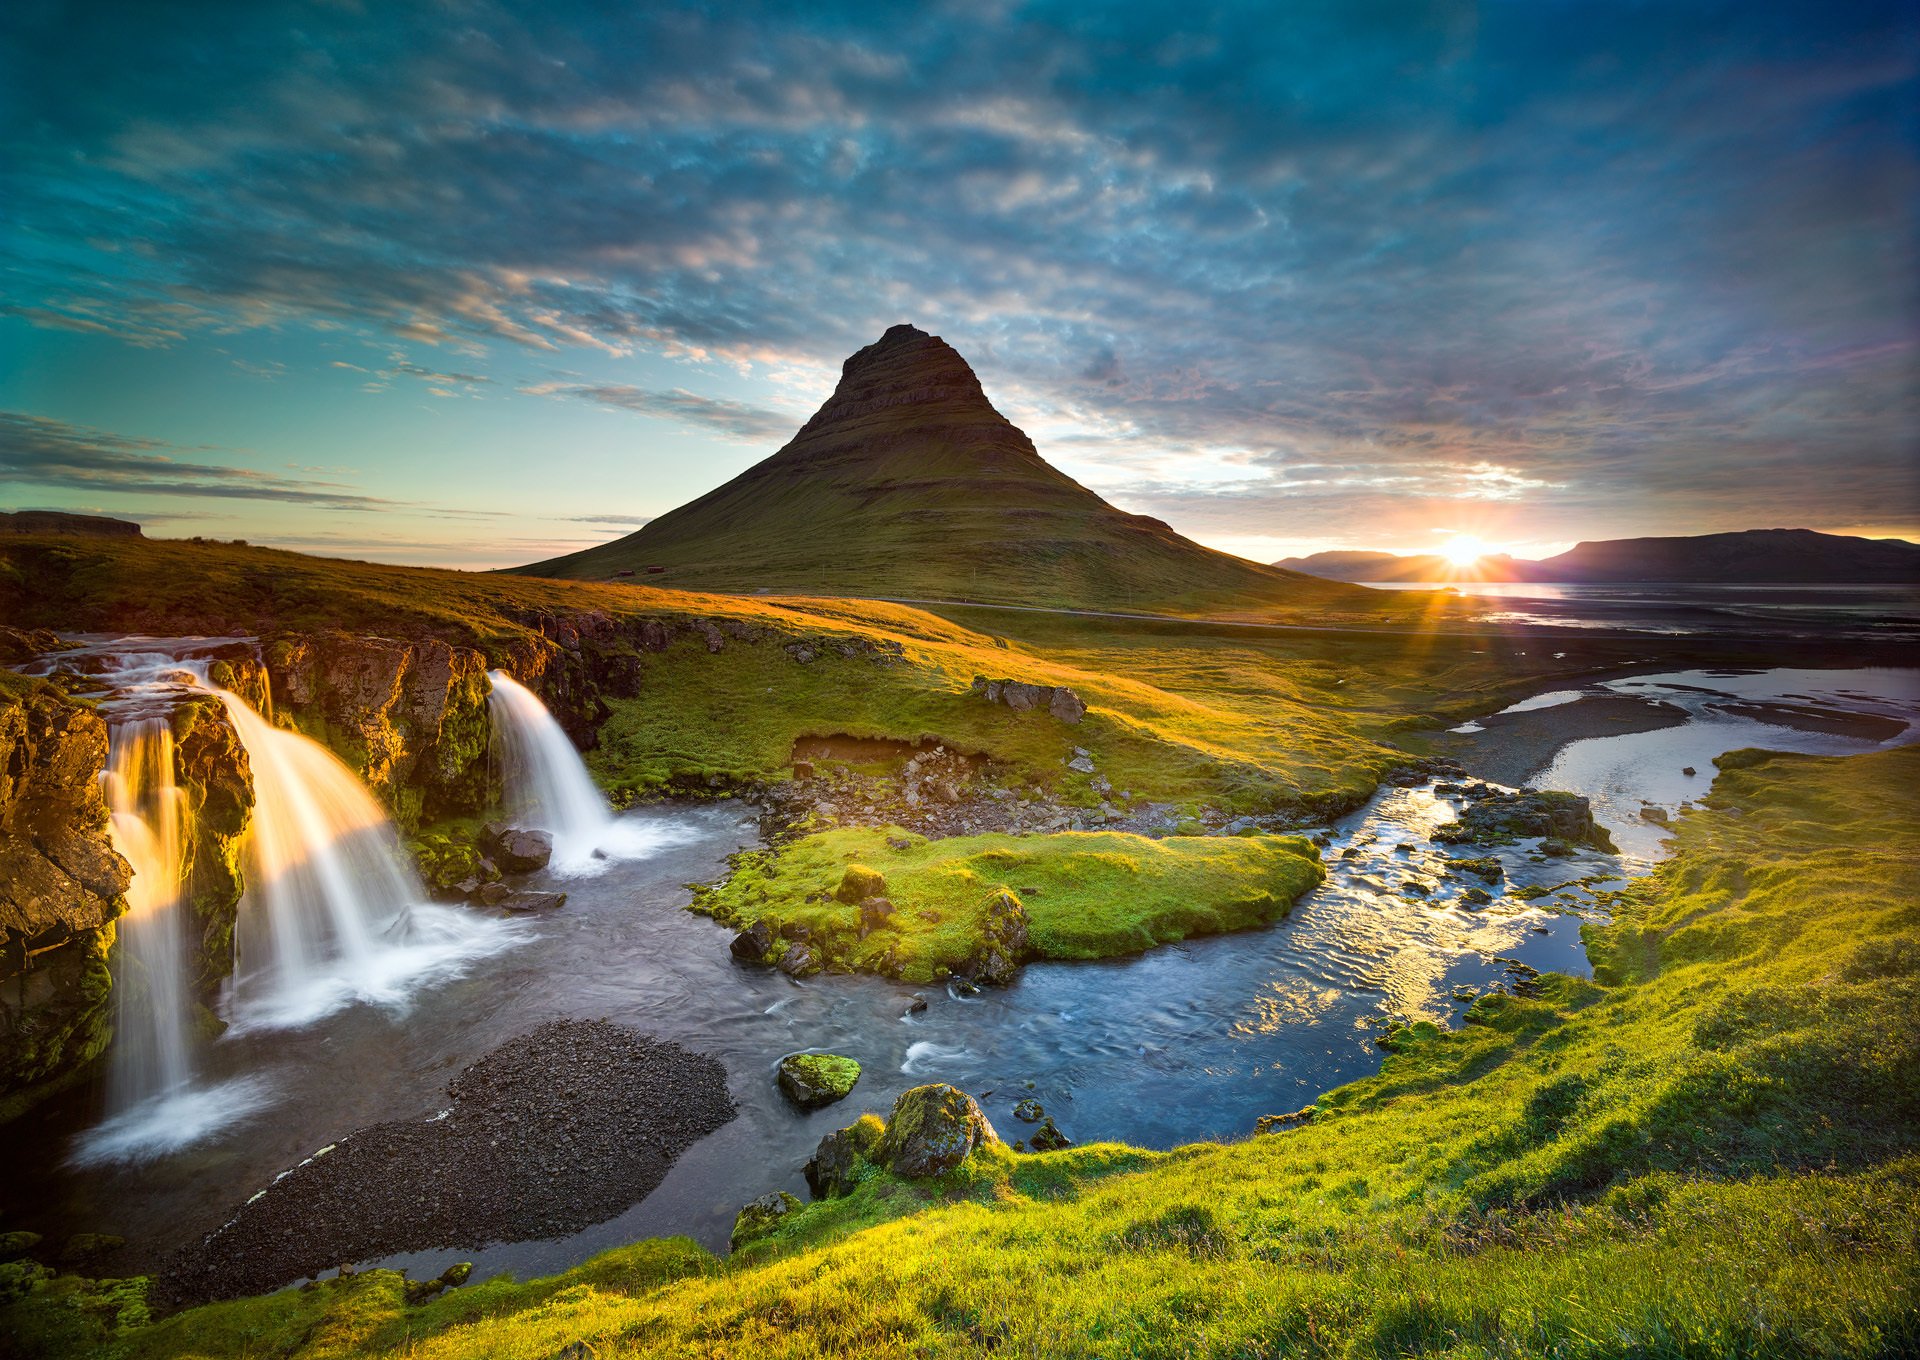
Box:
729, 1191, 802, 1252
877, 1083, 1000, 1178
777, 1053, 861, 1111
804, 1113, 886, 1199
1435, 790, 1616, 852
835, 864, 887, 904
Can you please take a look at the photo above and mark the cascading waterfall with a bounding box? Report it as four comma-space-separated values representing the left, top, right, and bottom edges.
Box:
208, 683, 517, 1033
487, 670, 683, 872
101, 720, 192, 1109
66, 640, 518, 1164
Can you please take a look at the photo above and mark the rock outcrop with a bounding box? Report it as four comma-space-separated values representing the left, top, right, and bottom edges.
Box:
970, 677, 1087, 724
264, 633, 491, 829
0, 678, 131, 1116
803, 1085, 1001, 1199
1434, 789, 1617, 852
171, 697, 254, 1004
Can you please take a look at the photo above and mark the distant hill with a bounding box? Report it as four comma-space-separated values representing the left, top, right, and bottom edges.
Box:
0, 510, 141, 538
515, 325, 1359, 612
1279, 529, 1919, 585
1275, 550, 1523, 583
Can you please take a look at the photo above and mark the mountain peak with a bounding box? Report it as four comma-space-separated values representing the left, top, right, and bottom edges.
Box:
793, 323, 996, 441
516, 325, 1355, 611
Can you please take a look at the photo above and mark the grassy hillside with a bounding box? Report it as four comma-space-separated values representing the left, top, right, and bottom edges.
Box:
8, 744, 1914, 1357
0, 534, 1555, 815
515, 325, 1372, 614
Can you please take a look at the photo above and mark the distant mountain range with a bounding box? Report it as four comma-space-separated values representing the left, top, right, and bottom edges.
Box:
517, 325, 1360, 612
1277, 530, 1920, 585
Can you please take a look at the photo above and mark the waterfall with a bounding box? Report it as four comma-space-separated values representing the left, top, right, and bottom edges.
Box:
487, 670, 680, 872
208, 685, 517, 1033
101, 720, 192, 1107
65, 639, 519, 1164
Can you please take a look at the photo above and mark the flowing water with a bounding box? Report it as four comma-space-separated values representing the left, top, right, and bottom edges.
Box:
10, 646, 1911, 1291
37, 639, 518, 1164
487, 669, 685, 872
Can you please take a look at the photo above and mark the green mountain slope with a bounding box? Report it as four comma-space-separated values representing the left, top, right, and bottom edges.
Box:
516, 325, 1361, 613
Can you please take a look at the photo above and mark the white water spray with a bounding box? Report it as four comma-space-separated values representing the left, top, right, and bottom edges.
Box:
65, 639, 518, 1163
487, 670, 683, 872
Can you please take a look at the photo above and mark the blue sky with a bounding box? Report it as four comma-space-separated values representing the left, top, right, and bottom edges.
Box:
2, 0, 1915, 568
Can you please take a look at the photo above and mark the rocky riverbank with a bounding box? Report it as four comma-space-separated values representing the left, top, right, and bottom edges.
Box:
160, 1019, 734, 1305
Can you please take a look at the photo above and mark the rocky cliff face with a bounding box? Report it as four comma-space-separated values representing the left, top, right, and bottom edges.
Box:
263, 633, 491, 829
0, 678, 131, 1116
171, 697, 254, 1006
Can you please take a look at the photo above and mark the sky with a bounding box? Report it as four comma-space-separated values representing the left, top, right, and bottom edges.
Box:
2, 0, 1916, 570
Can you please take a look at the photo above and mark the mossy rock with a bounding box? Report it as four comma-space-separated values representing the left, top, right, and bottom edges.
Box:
878, 1084, 1000, 1178
835, 864, 887, 904
730, 1191, 802, 1252
778, 1053, 862, 1111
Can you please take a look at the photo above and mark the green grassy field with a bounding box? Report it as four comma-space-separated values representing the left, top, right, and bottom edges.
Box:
8, 743, 1913, 1358
0, 534, 1563, 817
691, 826, 1326, 981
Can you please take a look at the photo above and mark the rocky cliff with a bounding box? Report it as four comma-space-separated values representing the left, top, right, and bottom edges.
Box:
171, 696, 254, 1006
0, 676, 131, 1117
262, 633, 491, 829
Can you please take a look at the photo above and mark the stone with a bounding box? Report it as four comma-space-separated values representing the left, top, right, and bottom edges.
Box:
1047, 688, 1087, 724
498, 890, 567, 912
805, 1114, 886, 1199
476, 881, 512, 906
1682, 766, 1697, 776
778, 1053, 862, 1110
1012, 1097, 1044, 1122
491, 828, 554, 874
1026, 1115, 1070, 1151
878, 1083, 1001, 1178
1065, 754, 1096, 775
857, 895, 896, 938
903, 994, 929, 1016
967, 889, 1029, 987
1461, 886, 1492, 905
729, 920, 776, 965
835, 864, 887, 904
777, 943, 820, 978
730, 1190, 802, 1251
404, 1260, 472, 1305
0, 1231, 43, 1260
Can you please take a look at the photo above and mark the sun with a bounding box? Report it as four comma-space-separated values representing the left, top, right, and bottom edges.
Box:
1440, 534, 1491, 568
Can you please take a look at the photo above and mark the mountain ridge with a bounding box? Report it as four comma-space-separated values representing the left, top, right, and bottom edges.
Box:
1278, 528, 1920, 584
515, 325, 1359, 613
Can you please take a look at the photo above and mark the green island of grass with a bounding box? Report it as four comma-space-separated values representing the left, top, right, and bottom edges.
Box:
7, 743, 1914, 1358
693, 826, 1326, 982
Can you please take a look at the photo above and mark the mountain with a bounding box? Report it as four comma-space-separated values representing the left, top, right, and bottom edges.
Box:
1279, 530, 1919, 585
1274, 550, 1523, 583
517, 325, 1357, 612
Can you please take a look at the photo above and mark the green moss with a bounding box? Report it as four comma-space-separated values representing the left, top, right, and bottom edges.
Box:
694, 826, 1324, 982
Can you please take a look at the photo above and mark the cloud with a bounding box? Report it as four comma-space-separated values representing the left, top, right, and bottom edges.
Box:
0, 411, 500, 518
0, 0, 1913, 547
523, 381, 796, 442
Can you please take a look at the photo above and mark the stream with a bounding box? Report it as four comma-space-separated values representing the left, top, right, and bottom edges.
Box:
4, 657, 1915, 1294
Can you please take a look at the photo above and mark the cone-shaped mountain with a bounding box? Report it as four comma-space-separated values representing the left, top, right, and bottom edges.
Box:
517, 325, 1354, 611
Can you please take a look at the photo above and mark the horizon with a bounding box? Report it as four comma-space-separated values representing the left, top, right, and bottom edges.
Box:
4, 2, 1916, 571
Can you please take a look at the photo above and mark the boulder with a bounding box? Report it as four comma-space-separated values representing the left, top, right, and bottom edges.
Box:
777, 943, 820, 978
729, 919, 776, 965
804, 1114, 885, 1199
835, 864, 887, 904
967, 889, 1029, 987
857, 895, 896, 938
1434, 789, 1615, 852
491, 828, 554, 874
1065, 753, 1096, 775
1026, 1115, 1071, 1151
778, 1053, 862, 1110
1047, 688, 1087, 724
498, 890, 567, 912
730, 1190, 802, 1251
1012, 1098, 1044, 1122
878, 1083, 1000, 1178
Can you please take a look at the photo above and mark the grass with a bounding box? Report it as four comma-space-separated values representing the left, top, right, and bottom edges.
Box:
693, 826, 1325, 982
10, 743, 1916, 1357
2, 534, 1589, 817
